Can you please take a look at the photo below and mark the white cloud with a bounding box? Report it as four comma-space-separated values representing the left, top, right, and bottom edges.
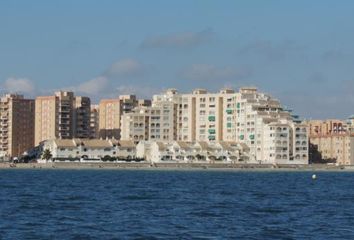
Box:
105, 59, 146, 77
66, 59, 149, 97
141, 28, 214, 49
75, 76, 108, 95
180, 64, 252, 81
3, 77, 35, 94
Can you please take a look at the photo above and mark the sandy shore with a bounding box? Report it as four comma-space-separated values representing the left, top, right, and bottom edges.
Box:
0, 162, 351, 171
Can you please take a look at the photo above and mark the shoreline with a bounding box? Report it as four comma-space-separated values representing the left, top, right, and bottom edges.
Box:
0, 162, 351, 172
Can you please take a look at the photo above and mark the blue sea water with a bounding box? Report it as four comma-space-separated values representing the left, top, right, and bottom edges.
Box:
1, 170, 354, 239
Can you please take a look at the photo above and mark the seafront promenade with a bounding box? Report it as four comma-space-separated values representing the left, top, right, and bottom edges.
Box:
0, 162, 349, 171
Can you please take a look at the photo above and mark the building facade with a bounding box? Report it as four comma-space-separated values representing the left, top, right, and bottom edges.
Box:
99, 95, 151, 140
307, 119, 354, 165
136, 140, 249, 163
122, 88, 308, 164
90, 104, 99, 139
41, 139, 136, 161
0, 94, 35, 158
35, 91, 91, 145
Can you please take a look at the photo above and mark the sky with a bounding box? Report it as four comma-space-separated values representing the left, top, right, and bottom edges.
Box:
0, 0, 354, 119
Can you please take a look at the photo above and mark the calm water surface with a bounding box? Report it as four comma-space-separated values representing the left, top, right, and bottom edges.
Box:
1, 169, 354, 239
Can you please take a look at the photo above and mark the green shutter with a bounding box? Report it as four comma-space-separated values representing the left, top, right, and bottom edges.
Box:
208, 116, 215, 121
208, 135, 216, 140
208, 129, 216, 134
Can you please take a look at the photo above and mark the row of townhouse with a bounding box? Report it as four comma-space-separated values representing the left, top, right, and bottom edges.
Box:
136, 141, 250, 163
121, 88, 309, 164
41, 139, 137, 162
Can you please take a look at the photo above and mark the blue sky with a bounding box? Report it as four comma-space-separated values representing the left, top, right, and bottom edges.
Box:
1, 0, 354, 119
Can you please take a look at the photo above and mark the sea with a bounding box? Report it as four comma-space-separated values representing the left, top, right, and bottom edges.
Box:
1, 169, 354, 239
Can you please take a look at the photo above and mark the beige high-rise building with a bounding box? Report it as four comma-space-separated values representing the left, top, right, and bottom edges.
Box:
35, 96, 57, 146
175, 88, 236, 142
0, 94, 35, 158
308, 119, 346, 136
99, 95, 151, 139
35, 91, 91, 145
307, 119, 354, 165
98, 99, 121, 139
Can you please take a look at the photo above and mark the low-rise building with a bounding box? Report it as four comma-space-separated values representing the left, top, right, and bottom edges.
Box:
137, 140, 249, 163
41, 139, 136, 162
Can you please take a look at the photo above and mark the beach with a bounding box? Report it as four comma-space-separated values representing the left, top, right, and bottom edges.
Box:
0, 162, 350, 171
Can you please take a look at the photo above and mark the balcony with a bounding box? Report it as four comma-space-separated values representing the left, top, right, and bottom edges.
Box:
208, 116, 215, 122
59, 108, 71, 113
208, 135, 216, 140
60, 115, 70, 119
208, 129, 216, 134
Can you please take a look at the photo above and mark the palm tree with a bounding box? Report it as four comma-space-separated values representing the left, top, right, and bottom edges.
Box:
42, 149, 52, 162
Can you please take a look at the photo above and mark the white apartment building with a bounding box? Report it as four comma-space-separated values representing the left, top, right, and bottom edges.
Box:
121, 104, 177, 144
234, 87, 308, 164
122, 87, 308, 164
121, 89, 178, 144
176, 88, 237, 142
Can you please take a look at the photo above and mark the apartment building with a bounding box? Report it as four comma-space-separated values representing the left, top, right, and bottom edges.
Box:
90, 104, 99, 139
308, 119, 346, 136
121, 105, 177, 144
98, 98, 121, 139
35, 91, 91, 145
0, 94, 35, 157
121, 89, 179, 144
73, 96, 91, 138
234, 87, 308, 164
177, 88, 237, 142
99, 95, 151, 139
307, 119, 354, 165
121, 107, 150, 144
121, 87, 308, 164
